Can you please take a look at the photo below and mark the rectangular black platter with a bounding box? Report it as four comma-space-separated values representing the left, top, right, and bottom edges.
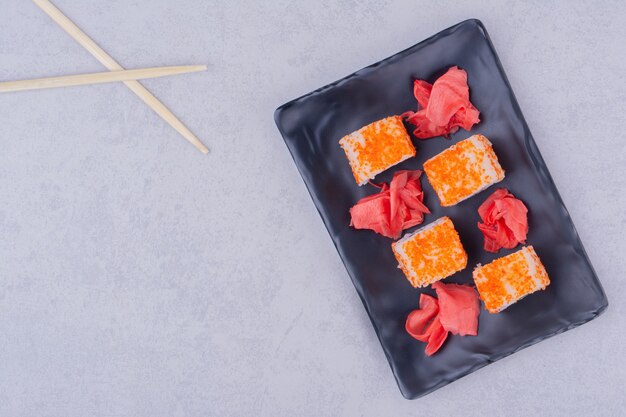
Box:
274, 19, 608, 399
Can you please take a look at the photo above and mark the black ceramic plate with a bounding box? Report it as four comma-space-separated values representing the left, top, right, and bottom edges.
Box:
274, 19, 607, 399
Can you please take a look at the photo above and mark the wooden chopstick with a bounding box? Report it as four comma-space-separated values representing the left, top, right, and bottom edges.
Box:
33, 0, 209, 154
0, 65, 207, 93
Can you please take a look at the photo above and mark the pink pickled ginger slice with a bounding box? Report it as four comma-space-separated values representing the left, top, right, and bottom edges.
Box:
405, 294, 449, 356
406, 283, 481, 355
350, 170, 429, 239
405, 294, 439, 342
477, 188, 529, 253
424, 319, 448, 357
432, 282, 480, 336
402, 66, 480, 139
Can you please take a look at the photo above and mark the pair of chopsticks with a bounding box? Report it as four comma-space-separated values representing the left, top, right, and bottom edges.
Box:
0, 0, 208, 153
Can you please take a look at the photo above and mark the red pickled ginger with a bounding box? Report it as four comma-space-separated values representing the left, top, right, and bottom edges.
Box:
405, 283, 480, 356
477, 188, 528, 253
432, 282, 480, 336
349, 170, 429, 239
402, 66, 480, 139
405, 294, 448, 356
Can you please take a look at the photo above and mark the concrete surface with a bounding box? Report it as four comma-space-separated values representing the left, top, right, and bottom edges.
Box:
0, 0, 624, 416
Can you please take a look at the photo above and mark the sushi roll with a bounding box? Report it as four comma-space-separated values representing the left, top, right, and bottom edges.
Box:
423, 134, 505, 206
392, 216, 468, 288
339, 116, 416, 186
473, 246, 550, 313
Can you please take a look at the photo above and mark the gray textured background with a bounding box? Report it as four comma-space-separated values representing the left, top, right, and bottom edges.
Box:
1, 0, 625, 416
